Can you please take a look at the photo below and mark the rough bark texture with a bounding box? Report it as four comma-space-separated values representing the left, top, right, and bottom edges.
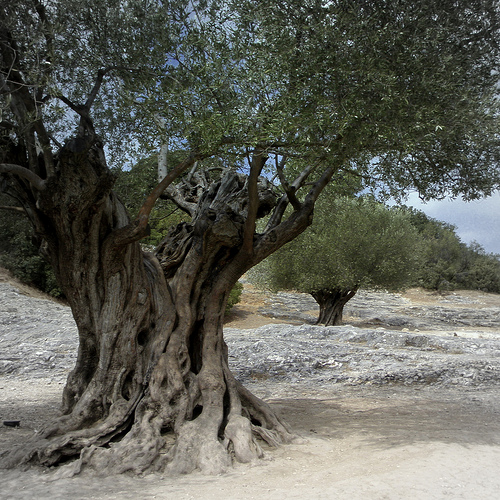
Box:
0, 144, 295, 476
312, 288, 358, 326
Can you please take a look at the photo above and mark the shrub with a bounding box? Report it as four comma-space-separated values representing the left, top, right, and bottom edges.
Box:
225, 282, 243, 314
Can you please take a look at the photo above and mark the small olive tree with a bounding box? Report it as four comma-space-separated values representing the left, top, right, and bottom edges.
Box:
252, 197, 422, 325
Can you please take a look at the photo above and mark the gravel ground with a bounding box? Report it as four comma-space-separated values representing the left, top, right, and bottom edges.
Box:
0, 283, 77, 384
227, 285, 500, 395
2, 281, 500, 390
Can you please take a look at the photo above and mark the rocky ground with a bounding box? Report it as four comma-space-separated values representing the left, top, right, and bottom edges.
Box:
1, 268, 500, 499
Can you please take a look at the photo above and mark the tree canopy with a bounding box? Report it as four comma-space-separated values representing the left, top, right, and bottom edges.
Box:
2, 0, 499, 202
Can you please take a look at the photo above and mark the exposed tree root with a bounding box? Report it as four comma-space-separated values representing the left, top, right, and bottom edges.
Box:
1, 345, 298, 477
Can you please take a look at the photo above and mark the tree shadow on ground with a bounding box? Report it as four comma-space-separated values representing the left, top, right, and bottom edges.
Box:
269, 390, 500, 450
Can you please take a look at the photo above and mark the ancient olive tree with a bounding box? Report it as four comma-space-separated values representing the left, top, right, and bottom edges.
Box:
1, 0, 500, 476
251, 197, 422, 326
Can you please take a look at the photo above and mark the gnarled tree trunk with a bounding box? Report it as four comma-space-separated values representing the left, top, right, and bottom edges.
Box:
0, 144, 295, 476
311, 288, 358, 326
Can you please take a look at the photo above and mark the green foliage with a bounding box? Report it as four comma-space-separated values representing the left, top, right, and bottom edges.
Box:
225, 282, 244, 314
3, 0, 498, 198
0, 200, 62, 297
404, 209, 500, 293
251, 196, 422, 294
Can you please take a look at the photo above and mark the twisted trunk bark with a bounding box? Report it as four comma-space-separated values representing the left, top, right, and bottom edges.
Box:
311, 288, 358, 326
0, 145, 294, 476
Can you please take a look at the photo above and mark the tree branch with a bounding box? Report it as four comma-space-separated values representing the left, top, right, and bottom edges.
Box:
108, 152, 203, 246
275, 155, 302, 211
0, 163, 46, 191
57, 66, 139, 139
240, 148, 267, 254
265, 159, 318, 232
85, 68, 107, 110
303, 164, 337, 205
252, 158, 340, 267
55, 94, 95, 139
0, 205, 24, 213
138, 152, 202, 225
86, 66, 142, 108
163, 184, 198, 217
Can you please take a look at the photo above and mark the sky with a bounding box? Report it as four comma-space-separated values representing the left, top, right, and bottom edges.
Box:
404, 191, 500, 255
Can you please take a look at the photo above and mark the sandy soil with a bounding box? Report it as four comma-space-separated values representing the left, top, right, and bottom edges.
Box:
2, 383, 499, 500
1, 273, 500, 499
224, 282, 305, 329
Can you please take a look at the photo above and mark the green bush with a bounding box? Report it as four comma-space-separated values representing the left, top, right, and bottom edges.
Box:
225, 282, 243, 314
0, 201, 63, 297
404, 208, 500, 293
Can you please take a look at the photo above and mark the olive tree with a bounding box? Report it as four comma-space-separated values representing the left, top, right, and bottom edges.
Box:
252, 197, 422, 325
1, 0, 499, 475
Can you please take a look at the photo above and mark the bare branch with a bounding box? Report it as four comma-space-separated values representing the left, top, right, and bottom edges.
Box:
138, 152, 202, 225
84, 66, 133, 110
265, 159, 318, 232
186, 160, 199, 182
108, 152, 203, 246
303, 164, 337, 206
56, 94, 87, 116
55, 94, 95, 139
57, 66, 136, 116
48, 133, 63, 149
163, 184, 198, 217
252, 158, 340, 267
0, 205, 24, 213
162, 166, 226, 217
85, 68, 108, 110
0, 163, 46, 191
274, 155, 302, 211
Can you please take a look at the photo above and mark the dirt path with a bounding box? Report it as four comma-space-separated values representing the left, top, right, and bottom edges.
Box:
1, 383, 499, 500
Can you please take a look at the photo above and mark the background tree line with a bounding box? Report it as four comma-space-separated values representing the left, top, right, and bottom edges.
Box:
406, 207, 500, 293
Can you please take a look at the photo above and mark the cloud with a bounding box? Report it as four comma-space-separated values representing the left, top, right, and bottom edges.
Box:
405, 192, 500, 255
